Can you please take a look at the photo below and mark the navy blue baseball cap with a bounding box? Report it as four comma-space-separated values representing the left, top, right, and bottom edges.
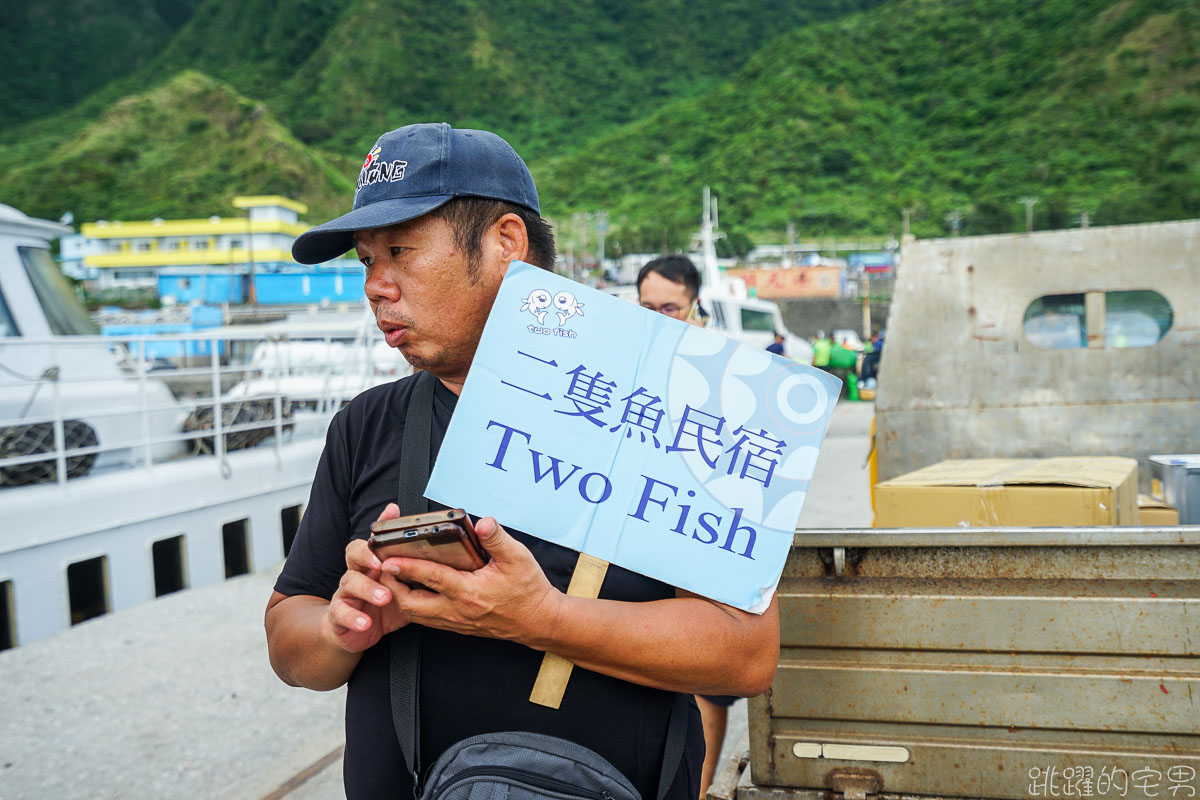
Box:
292, 122, 541, 264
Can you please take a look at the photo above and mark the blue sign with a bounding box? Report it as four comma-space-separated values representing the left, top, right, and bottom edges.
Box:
426, 261, 841, 612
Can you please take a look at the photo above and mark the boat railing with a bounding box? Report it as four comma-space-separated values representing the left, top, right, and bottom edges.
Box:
0, 327, 407, 488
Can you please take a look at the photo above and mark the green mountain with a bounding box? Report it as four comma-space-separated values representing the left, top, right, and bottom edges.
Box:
143, 0, 883, 157
1, 0, 1196, 245
537, 0, 1200, 244
0, 72, 355, 223
0, 0, 202, 130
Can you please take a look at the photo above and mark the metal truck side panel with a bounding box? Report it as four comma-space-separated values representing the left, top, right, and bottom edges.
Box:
751, 528, 1200, 800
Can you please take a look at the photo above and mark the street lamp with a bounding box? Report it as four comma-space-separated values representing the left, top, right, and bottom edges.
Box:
945, 210, 963, 236
1019, 196, 1038, 232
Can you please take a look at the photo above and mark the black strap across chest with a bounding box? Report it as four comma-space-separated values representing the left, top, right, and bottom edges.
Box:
390, 370, 436, 794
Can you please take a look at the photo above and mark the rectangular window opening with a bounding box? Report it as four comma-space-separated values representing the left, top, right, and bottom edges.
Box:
68, 556, 110, 625
223, 519, 252, 579
281, 505, 303, 557
0, 580, 14, 651
741, 307, 777, 332
152, 535, 188, 597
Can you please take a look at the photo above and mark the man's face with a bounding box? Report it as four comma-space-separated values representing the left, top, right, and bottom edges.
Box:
355, 214, 503, 378
638, 271, 695, 322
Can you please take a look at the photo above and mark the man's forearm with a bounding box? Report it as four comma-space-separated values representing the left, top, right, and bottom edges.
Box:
380, 519, 780, 696
265, 593, 364, 691
528, 593, 779, 697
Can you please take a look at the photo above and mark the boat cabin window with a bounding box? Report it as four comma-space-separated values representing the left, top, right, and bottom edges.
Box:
18, 246, 99, 336
1024, 293, 1085, 349
223, 519, 252, 578
1023, 290, 1172, 350
281, 505, 303, 557
152, 535, 188, 597
0, 284, 18, 337
0, 580, 14, 651
740, 307, 777, 333
67, 555, 110, 625
1105, 290, 1172, 348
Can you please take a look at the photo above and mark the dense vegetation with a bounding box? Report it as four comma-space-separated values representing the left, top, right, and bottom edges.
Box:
0, 0, 202, 130
0, 73, 355, 223
143, 0, 883, 157
538, 0, 1200, 245
1, 0, 1196, 248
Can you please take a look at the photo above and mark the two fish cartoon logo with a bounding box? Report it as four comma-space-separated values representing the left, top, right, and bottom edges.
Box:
521, 289, 584, 328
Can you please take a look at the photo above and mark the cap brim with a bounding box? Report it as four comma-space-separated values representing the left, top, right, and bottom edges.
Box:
291, 195, 454, 264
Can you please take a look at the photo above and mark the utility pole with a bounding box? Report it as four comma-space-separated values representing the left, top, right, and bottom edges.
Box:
700, 186, 721, 290
1020, 196, 1038, 232
786, 221, 796, 268
246, 210, 256, 305
596, 210, 607, 276
861, 274, 871, 340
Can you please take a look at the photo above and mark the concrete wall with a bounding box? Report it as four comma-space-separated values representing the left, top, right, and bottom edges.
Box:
777, 297, 890, 340
876, 219, 1200, 489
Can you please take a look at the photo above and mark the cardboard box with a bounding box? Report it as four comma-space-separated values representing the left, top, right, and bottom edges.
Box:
1138, 493, 1180, 526
875, 457, 1139, 528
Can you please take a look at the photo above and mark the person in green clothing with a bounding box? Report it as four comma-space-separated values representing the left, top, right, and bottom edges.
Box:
827, 339, 860, 399
811, 331, 833, 368
828, 340, 858, 370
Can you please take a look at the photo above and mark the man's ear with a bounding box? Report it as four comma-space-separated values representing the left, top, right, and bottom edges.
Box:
493, 213, 530, 268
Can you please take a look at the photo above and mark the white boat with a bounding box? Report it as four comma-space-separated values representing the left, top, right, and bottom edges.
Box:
0, 204, 408, 648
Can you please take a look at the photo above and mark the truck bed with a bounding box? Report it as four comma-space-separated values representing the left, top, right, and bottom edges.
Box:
741, 526, 1200, 800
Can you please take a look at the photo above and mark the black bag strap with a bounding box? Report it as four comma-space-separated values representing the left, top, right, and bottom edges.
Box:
389, 369, 689, 800
390, 370, 437, 794
655, 693, 690, 800
397, 370, 436, 518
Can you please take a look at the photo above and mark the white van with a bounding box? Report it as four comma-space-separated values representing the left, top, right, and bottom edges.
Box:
702, 288, 813, 364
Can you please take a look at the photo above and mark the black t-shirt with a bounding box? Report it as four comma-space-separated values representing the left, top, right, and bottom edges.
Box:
275, 373, 704, 800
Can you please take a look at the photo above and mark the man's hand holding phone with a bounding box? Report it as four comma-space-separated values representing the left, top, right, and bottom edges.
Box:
321, 502, 414, 655
377, 515, 563, 647
368, 509, 489, 581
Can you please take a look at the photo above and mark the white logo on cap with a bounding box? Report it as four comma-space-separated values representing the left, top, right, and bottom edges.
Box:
356, 145, 407, 197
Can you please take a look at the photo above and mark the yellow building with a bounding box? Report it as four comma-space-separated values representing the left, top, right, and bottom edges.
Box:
73, 196, 312, 290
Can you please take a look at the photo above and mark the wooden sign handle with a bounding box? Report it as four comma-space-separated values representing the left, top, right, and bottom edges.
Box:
529, 553, 609, 709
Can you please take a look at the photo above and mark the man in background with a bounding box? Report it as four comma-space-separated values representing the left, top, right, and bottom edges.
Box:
766, 331, 786, 356
811, 331, 832, 370
637, 255, 708, 326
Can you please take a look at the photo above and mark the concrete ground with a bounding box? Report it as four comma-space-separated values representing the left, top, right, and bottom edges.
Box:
0, 565, 345, 800
0, 402, 874, 799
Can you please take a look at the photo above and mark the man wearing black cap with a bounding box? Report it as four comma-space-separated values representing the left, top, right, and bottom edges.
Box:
265, 123, 779, 800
